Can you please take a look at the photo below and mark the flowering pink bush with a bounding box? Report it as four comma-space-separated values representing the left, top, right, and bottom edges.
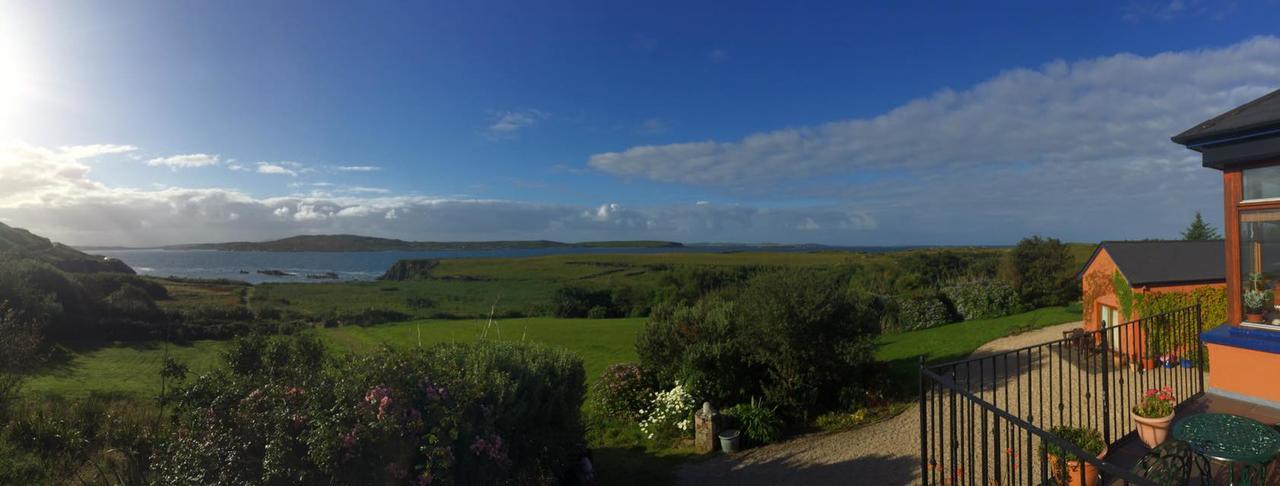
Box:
154, 334, 585, 485
590, 363, 655, 420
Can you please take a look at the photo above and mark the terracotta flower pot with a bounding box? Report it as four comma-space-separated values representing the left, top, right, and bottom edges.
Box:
1048, 446, 1107, 486
1132, 411, 1174, 448
1247, 312, 1265, 323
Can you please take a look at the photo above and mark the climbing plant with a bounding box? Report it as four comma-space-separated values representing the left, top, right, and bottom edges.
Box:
1113, 271, 1135, 322
1135, 287, 1227, 331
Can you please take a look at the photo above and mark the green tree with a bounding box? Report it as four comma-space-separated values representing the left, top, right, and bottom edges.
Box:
1181, 211, 1222, 240
1004, 236, 1078, 308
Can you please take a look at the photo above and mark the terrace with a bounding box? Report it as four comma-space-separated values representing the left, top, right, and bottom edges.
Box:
919, 89, 1280, 485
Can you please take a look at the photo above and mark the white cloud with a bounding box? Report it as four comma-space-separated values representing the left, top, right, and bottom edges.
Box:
256, 162, 297, 177
589, 36, 1280, 187
336, 165, 381, 172
0, 141, 883, 246
147, 153, 220, 169
59, 144, 138, 159
486, 109, 548, 139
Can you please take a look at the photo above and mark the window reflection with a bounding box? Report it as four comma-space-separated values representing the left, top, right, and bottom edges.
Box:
1241, 209, 1280, 322
1243, 165, 1280, 201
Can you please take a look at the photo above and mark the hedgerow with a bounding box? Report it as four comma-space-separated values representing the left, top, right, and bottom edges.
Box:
155, 335, 586, 485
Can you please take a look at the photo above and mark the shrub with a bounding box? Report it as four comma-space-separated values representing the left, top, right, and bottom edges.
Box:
723, 399, 782, 446
609, 284, 652, 317
639, 382, 695, 441
103, 283, 161, 319
590, 363, 654, 421
650, 265, 764, 308
943, 278, 1019, 320
1003, 236, 1078, 308
155, 335, 586, 485
76, 273, 169, 301
636, 297, 754, 407
894, 295, 954, 332
638, 269, 883, 423
549, 286, 612, 318
735, 270, 881, 420
0, 254, 92, 334
327, 308, 412, 326
0, 394, 161, 485
587, 305, 610, 319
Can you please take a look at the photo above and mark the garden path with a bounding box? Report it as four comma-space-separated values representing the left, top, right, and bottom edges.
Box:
673, 320, 1084, 486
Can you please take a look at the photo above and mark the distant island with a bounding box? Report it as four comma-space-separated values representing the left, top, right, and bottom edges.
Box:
90, 234, 686, 252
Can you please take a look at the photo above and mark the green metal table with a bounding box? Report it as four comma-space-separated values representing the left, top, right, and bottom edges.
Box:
1172, 413, 1280, 485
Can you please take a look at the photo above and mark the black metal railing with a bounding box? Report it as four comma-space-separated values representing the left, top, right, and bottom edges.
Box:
918, 305, 1205, 485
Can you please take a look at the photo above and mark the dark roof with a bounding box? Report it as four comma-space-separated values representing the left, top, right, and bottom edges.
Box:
1172, 88, 1280, 146
1080, 240, 1225, 286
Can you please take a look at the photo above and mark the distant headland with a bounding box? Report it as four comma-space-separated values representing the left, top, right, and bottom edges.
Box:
82, 234, 686, 252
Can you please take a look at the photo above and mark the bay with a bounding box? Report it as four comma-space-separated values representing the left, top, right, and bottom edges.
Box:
90, 245, 925, 284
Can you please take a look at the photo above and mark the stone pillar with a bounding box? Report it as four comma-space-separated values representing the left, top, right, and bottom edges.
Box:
694, 401, 719, 454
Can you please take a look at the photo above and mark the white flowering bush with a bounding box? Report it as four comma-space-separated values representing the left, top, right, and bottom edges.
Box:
639, 382, 696, 440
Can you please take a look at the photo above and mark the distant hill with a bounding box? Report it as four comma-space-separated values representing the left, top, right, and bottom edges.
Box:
0, 222, 134, 274
159, 234, 684, 252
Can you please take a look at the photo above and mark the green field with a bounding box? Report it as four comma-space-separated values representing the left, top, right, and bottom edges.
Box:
248, 250, 1000, 319
24, 306, 1080, 400
23, 317, 644, 398
876, 305, 1082, 381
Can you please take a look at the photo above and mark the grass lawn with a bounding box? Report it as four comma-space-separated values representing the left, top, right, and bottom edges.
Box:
321, 317, 644, 382
24, 340, 229, 397
23, 317, 645, 398
875, 306, 1082, 382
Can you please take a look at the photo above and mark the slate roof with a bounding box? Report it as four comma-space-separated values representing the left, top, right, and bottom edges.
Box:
1172, 88, 1280, 146
1080, 240, 1225, 286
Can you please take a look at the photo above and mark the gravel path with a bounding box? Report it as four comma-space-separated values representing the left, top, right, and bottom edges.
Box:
673, 321, 1086, 486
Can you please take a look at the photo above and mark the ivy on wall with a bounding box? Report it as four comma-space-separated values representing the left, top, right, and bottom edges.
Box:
1134, 286, 1228, 331
1113, 271, 1135, 322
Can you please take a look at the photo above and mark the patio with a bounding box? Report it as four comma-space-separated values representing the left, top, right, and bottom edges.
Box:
1106, 393, 1280, 485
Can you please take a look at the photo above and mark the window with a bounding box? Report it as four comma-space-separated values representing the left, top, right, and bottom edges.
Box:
1240, 208, 1280, 322
1243, 165, 1280, 201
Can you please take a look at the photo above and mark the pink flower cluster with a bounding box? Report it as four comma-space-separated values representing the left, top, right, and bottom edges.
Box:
1144, 386, 1175, 403
365, 385, 395, 420
340, 424, 361, 449
469, 433, 511, 468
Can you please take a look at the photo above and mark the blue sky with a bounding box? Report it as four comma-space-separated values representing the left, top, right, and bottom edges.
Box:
2, 0, 1280, 246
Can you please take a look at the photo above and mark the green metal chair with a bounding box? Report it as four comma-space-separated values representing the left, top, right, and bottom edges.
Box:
1132, 440, 1193, 486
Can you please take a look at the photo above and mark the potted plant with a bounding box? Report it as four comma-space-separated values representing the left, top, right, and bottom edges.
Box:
1246, 273, 1268, 323
1245, 289, 1268, 323
1180, 349, 1198, 368
1042, 426, 1107, 486
1132, 386, 1176, 448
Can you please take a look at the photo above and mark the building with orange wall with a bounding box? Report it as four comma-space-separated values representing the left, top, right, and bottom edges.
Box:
1079, 241, 1225, 363
1080, 240, 1225, 332
1173, 87, 1280, 407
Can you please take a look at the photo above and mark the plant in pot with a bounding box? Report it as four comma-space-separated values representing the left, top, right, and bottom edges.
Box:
1132, 386, 1176, 448
1245, 273, 1268, 323
1245, 288, 1268, 323
1042, 426, 1107, 486
1180, 349, 1198, 368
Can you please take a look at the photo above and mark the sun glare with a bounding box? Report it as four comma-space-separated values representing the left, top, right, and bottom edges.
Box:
0, 12, 39, 133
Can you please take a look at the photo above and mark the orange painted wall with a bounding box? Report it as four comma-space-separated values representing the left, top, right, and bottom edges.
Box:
1082, 249, 1121, 332
1080, 248, 1225, 358
1206, 343, 1280, 404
